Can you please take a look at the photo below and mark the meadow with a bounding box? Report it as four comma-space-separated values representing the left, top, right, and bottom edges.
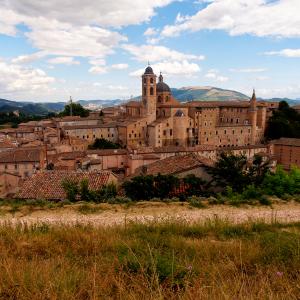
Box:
0, 219, 299, 299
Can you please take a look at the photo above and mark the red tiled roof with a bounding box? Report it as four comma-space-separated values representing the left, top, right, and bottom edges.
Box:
0, 148, 43, 163
18, 171, 116, 200
133, 153, 213, 176
272, 138, 300, 147
87, 149, 128, 156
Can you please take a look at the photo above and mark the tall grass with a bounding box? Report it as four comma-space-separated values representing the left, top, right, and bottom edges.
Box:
0, 220, 299, 299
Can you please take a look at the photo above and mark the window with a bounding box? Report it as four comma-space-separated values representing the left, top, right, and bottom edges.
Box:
143, 78, 146, 84
143, 87, 146, 95
166, 96, 169, 102
15, 164, 18, 170
170, 129, 173, 136
108, 134, 110, 137
129, 134, 131, 138
163, 130, 166, 136
150, 87, 154, 95
158, 96, 162, 103
150, 78, 154, 84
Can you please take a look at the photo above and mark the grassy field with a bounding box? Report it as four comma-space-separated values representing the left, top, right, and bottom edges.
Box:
0, 219, 299, 299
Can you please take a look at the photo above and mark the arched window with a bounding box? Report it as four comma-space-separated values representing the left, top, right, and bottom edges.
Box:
143, 78, 146, 84
150, 87, 154, 95
166, 96, 169, 102
150, 78, 154, 84
143, 87, 146, 95
158, 95, 162, 102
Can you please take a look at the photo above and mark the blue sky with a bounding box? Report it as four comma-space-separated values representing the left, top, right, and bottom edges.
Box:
0, 0, 300, 102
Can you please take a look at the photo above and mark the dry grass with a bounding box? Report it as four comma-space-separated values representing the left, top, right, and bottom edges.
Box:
0, 219, 299, 299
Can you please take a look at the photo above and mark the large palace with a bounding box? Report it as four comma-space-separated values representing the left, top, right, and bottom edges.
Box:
115, 65, 270, 148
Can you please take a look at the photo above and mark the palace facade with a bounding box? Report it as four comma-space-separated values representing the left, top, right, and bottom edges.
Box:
118, 65, 268, 148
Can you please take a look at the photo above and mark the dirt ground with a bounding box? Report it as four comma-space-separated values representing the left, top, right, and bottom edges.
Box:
1, 201, 300, 226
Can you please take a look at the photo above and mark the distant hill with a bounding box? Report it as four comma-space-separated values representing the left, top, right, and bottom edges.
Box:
0, 98, 65, 115
171, 86, 250, 102
1, 86, 300, 115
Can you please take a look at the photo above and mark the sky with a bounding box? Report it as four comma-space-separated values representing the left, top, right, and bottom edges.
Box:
0, 0, 300, 102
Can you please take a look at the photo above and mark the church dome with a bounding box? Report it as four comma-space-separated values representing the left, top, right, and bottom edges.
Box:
156, 73, 171, 93
144, 66, 154, 75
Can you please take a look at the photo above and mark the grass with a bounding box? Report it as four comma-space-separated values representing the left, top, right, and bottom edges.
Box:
0, 220, 299, 299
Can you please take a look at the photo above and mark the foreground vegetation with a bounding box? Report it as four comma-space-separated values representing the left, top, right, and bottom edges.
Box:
0, 220, 299, 299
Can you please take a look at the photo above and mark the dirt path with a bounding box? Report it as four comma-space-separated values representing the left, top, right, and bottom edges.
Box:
1, 202, 300, 226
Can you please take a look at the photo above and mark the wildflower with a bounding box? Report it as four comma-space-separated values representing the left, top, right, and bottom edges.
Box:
276, 272, 283, 277
187, 265, 193, 271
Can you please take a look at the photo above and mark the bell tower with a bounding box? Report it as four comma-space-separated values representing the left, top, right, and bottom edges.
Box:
249, 89, 257, 145
142, 64, 157, 122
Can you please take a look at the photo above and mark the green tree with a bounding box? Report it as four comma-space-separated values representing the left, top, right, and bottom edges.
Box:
88, 138, 122, 150
60, 103, 89, 117
123, 175, 155, 201
206, 152, 249, 192
154, 174, 180, 199
183, 174, 207, 196
265, 101, 300, 140
61, 179, 79, 202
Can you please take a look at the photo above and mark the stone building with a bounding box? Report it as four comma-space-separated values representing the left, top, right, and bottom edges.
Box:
272, 138, 300, 170
118, 66, 267, 149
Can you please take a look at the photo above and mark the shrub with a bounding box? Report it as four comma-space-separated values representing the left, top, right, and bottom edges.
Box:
187, 196, 206, 208
61, 179, 79, 202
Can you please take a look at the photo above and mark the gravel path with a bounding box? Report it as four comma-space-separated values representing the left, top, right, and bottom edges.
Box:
1, 202, 300, 226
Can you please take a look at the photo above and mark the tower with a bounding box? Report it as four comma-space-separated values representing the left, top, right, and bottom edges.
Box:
249, 89, 257, 145
142, 65, 157, 122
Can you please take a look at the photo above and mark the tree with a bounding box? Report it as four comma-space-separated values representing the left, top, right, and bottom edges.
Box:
183, 174, 207, 196
206, 152, 249, 192
60, 103, 89, 117
154, 174, 179, 199
88, 138, 122, 150
265, 101, 300, 140
61, 179, 79, 202
123, 175, 155, 201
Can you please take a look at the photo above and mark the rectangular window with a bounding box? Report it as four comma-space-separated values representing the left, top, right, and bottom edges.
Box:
170, 129, 173, 136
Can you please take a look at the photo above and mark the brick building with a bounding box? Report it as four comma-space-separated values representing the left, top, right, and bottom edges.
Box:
272, 138, 300, 170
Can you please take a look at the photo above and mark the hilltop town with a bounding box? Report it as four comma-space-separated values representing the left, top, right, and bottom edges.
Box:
0, 65, 298, 199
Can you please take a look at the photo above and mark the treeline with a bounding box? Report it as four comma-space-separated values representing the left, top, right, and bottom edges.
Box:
62, 153, 300, 205
0, 112, 56, 127
266, 101, 300, 139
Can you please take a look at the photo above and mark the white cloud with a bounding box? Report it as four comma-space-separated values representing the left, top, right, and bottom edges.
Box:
0, 0, 174, 28
264, 49, 300, 58
230, 68, 267, 73
130, 60, 201, 77
11, 52, 46, 64
107, 85, 128, 90
162, 0, 300, 38
205, 70, 228, 82
0, 60, 55, 97
111, 63, 129, 70
89, 65, 108, 75
47, 56, 80, 65
144, 27, 158, 36
123, 44, 205, 62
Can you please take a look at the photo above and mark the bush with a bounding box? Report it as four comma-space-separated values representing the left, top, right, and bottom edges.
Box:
61, 179, 79, 202
241, 184, 262, 200
187, 196, 206, 208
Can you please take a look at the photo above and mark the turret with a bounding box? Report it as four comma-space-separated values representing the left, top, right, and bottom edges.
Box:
249, 89, 257, 145
142, 64, 157, 122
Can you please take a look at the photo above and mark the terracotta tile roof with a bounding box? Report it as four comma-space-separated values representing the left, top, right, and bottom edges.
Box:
0, 139, 17, 149
272, 138, 300, 147
17, 171, 116, 200
0, 148, 43, 163
133, 153, 213, 176
63, 122, 117, 130
125, 100, 142, 107
87, 149, 128, 156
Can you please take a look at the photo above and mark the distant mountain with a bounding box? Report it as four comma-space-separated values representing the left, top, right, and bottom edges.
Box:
1, 86, 300, 116
171, 86, 249, 102
0, 98, 65, 115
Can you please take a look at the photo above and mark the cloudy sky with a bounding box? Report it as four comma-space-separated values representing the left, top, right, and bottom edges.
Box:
0, 0, 300, 102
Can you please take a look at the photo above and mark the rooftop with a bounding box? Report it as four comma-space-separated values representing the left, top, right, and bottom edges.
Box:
133, 153, 213, 176
272, 138, 300, 147
17, 171, 116, 200
0, 148, 43, 163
